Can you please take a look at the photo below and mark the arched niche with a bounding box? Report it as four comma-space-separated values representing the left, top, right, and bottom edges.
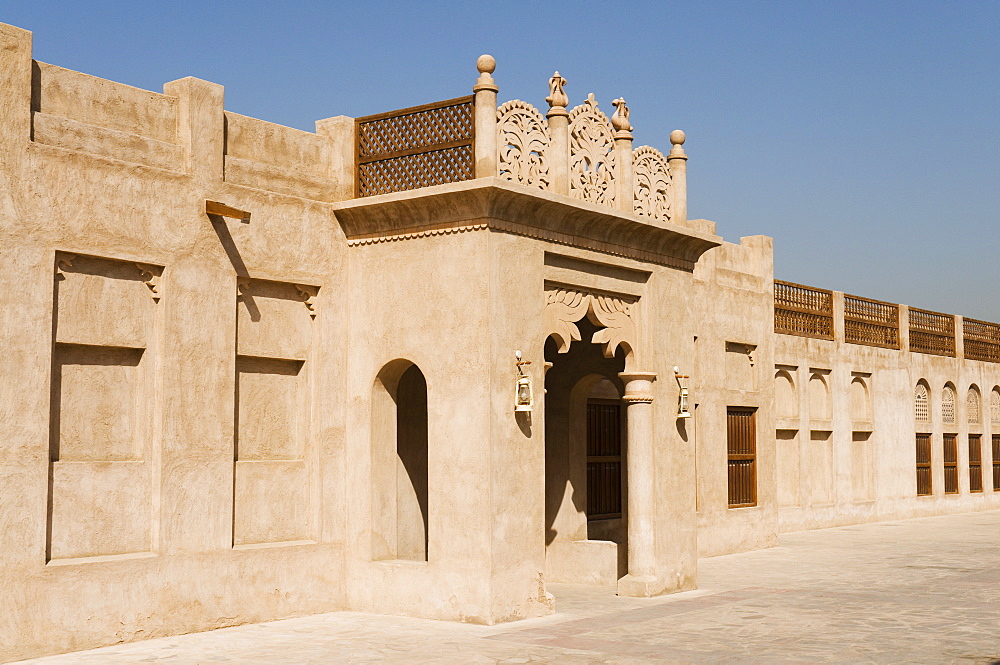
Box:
914, 381, 930, 423
942, 383, 957, 425
774, 369, 797, 418
808, 371, 831, 420
967, 385, 981, 425
371, 360, 429, 562
991, 387, 1000, 425
850, 376, 872, 422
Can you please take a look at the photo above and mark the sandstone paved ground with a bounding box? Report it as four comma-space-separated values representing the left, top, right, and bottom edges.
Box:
11, 510, 1000, 664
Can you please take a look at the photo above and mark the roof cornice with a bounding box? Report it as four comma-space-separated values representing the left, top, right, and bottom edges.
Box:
332, 178, 721, 270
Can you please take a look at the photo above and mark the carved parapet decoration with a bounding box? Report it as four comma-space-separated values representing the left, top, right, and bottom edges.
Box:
497, 100, 550, 190
486, 66, 689, 230
545, 71, 569, 117
568, 94, 616, 206
632, 146, 672, 224
544, 286, 637, 367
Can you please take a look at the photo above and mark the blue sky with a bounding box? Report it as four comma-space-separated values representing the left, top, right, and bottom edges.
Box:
4, 1, 998, 319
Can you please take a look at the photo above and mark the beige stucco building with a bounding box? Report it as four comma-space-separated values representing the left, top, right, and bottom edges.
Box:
1, 23, 998, 661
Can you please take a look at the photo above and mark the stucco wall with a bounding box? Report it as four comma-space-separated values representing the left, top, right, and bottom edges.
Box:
0, 24, 348, 660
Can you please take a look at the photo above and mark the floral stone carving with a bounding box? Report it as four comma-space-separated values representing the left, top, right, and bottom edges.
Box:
544, 286, 637, 363
569, 94, 616, 206
497, 100, 551, 190
633, 146, 672, 223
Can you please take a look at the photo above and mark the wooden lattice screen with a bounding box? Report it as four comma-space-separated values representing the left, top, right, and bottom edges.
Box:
727, 407, 757, 507
586, 400, 623, 520
916, 433, 932, 496
356, 96, 475, 197
908, 308, 956, 357
993, 435, 1000, 492
969, 435, 983, 493
774, 281, 834, 340
963, 318, 1000, 363
943, 433, 959, 494
844, 294, 900, 349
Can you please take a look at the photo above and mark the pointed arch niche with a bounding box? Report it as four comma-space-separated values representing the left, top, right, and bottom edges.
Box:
371, 360, 429, 562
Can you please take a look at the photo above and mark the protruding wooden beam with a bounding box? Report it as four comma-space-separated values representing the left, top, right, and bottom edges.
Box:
206, 200, 251, 223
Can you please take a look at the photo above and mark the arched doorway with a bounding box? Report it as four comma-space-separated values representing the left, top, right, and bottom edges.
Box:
544, 318, 628, 585
371, 360, 428, 561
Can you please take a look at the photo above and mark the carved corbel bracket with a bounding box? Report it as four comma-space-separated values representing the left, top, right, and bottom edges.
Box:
54, 253, 76, 279
236, 277, 251, 302
134, 263, 161, 302
295, 284, 319, 318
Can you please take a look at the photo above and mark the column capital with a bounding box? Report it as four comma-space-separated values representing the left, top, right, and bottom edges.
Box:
619, 372, 656, 403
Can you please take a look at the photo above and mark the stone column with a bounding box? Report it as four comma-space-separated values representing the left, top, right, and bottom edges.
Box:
473, 55, 498, 178
611, 98, 634, 213
545, 72, 570, 196
617, 371, 662, 597
667, 130, 687, 226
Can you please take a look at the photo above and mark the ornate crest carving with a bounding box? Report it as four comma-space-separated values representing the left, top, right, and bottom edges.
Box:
544, 286, 636, 362
545, 71, 568, 112
496, 100, 551, 190
611, 98, 633, 134
632, 146, 672, 223
568, 94, 616, 206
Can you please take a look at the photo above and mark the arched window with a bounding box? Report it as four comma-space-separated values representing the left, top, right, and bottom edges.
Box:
850, 376, 872, 422
774, 369, 797, 418
942, 384, 956, 424
809, 372, 831, 420
991, 388, 1000, 425
914, 383, 929, 423
371, 360, 429, 562
967, 386, 981, 425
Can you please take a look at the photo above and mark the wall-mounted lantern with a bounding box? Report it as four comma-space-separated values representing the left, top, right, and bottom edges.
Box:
515, 350, 533, 412
674, 366, 691, 419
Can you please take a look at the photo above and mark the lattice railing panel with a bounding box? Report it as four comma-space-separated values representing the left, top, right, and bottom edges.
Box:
963, 318, 1000, 363
774, 281, 834, 340
358, 146, 473, 198
356, 97, 474, 197
908, 308, 956, 357
844, 294, 900, 349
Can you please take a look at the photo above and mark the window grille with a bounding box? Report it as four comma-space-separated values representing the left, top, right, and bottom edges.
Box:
942, 385, 956, 424
908, 308, 956, 357
943, 434, 958, 494
969, 435, 983, 493
916, 434, 932, 496
727, 407, 757, 507
773, 281, 834, 340
844, 294, 900, 349
586, 400, 622, 520
991, 390, 1000, 425
355, 96, 475, 198
967, 388, 981, 424
914, 384, 929, 423
993, 435, 1000, 492
963, 318, 1000, 364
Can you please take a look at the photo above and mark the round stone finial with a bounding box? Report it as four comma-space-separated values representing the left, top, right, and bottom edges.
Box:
670, 129, 686, 145
477, 54, 496, 75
